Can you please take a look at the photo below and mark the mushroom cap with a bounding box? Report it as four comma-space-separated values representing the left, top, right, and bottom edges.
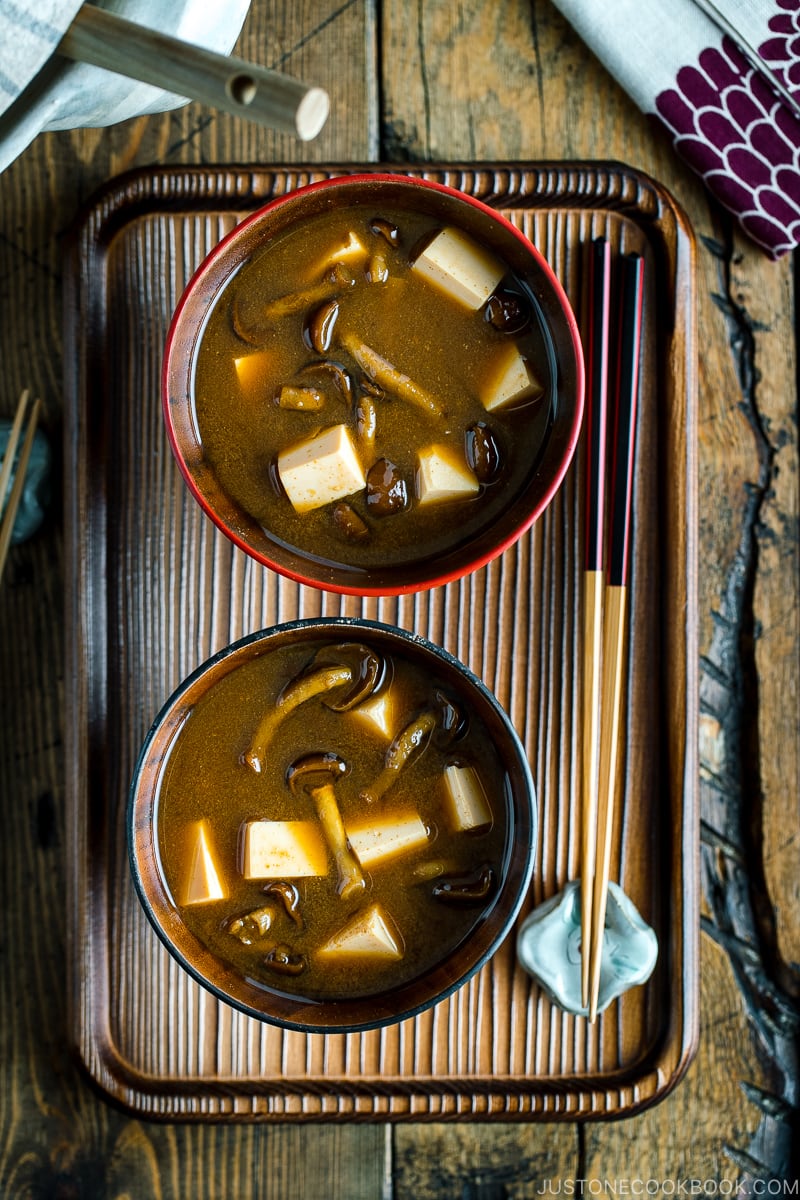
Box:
286, 750, 349, 794
431, 687, 468, 746
310, 641, 386, 712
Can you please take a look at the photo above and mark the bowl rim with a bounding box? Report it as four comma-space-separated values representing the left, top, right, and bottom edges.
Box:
127, 616, 537, 1033
162, 172, 585, 596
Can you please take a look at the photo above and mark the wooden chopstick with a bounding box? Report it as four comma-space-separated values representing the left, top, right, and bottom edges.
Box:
587, 252, 644, 1022
580, 237, 611, 1010
0, 389, 42, 586
58, 5, 330, 142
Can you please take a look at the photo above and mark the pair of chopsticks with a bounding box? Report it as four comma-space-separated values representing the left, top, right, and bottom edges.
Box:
580, 240, 644, 1022
0, 389, 42, 586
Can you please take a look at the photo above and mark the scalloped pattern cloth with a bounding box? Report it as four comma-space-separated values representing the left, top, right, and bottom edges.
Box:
551, 0, 800, 259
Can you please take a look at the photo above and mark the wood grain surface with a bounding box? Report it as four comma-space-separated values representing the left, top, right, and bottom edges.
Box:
1, 0, 797, 1196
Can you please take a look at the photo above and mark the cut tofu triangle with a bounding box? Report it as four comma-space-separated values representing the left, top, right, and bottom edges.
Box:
349, 691, 397, 741
318, 903, 404, 960
480, 342, 543, 413
417, 443, 479, 505
182, 820, 226, 906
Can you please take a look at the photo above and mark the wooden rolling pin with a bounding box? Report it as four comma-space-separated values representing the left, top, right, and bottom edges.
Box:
57, 4, 330, 141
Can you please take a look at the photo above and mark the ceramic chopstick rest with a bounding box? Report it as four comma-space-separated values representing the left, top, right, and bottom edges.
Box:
516, 879, 658, 1017
0, 419, 50, 543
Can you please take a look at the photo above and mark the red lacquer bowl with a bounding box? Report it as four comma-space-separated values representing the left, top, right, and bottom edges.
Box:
163, 173, 584, 595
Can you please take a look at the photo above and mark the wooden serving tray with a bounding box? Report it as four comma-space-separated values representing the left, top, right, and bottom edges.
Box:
64, 162, 698, 1121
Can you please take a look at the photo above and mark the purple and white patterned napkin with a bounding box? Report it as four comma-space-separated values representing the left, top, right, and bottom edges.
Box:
550, 0, 800, 258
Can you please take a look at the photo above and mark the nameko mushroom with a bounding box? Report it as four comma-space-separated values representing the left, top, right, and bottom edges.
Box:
360, 688, 466, 804
243, 641, 385, 771
286, 752, 365, 900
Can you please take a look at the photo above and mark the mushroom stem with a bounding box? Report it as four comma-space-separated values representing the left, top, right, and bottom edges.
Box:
310, 782, 365, 899
244, 663, 353, 772
338, 330, 444, 417
360, 710, 437, 803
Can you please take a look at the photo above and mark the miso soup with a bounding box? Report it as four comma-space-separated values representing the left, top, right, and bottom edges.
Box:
193, 200, 555, 573
156, 637, 512, 1001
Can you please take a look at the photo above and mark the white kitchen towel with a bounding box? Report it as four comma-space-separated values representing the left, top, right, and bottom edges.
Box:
550, 0, 800, 258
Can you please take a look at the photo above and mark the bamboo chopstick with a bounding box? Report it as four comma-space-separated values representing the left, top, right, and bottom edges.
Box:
0, 389, 42, 586
580, 236, 611, 1010
587, 251, 644, 1022
58, 5, 330, 142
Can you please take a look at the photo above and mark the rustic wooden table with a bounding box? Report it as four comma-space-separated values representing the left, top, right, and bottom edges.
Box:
1, 1, 797, 1195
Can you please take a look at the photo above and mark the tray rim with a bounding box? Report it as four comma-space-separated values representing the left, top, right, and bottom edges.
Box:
63, 158, 699, 1123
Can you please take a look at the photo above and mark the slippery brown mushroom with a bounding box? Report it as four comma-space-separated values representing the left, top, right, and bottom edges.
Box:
359, 688, 465, 803
368, 217, 400, 247
309, 642, 385, 712
294, 358, 354, 402
262, 880, 302, 927
484, 286, 532, 335
226, 905, 276, 945
276, 384, 325, 412
337, 330, 444, 417
430, 688, 467, 747
231, 264, 354, 346
366, 458, 409, 516
287, 752, 365, 900
354, 390, 378, 452
465, 421, 502, 483
304, 299, 340, 353
431, 864, 495, 904
264, 944, 306, 976
243, 662, 354, 773
332, 501, 370, 542
359, 710, 437, 804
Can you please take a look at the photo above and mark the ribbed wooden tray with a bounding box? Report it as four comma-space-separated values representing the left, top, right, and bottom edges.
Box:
64, 161, 698, 1121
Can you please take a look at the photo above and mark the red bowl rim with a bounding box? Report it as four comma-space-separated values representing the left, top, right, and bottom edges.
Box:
162, 172, 585, 596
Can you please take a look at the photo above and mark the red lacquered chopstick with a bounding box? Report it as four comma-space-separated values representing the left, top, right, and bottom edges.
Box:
588, 250, 644, 1022
580, 236, 611, 1011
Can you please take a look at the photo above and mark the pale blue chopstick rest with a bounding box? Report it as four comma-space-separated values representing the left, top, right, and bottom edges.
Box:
516, 879, 658, 1017
0, 419, 51, 543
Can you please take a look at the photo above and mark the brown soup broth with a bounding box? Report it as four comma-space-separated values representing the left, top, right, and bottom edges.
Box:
193, 203, 555, 571
156, 639, 510, 1001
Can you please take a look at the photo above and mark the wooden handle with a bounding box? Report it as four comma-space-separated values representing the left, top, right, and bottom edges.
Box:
58, 5, 330, 141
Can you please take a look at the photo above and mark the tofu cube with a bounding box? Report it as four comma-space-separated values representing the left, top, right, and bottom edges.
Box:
349, 691, 397, 741
277, 424, 365, 513
182, 820, 226, 906
412, 227, 505, 310
234, 351, 271, 392
442, 763, 493, 833
346, 811, 430, 869
317, 904, 403, 960
315, 230, 368, 273
416, 444, 479, 506
479, 343, 543, 412
242, 820, 328, 879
